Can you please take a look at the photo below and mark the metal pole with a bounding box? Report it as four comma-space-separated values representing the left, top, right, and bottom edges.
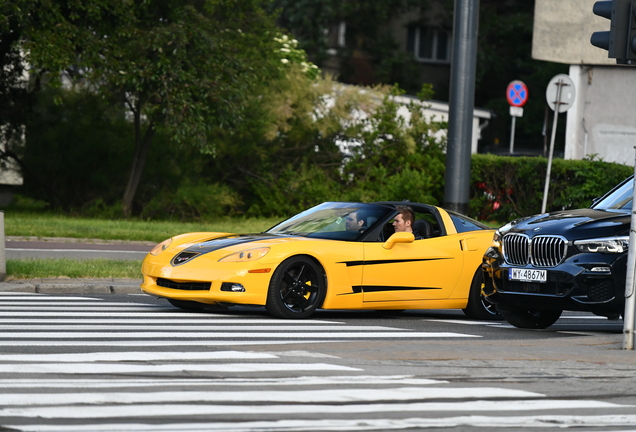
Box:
0, 211, 5, 281
509, 116, 516, 154
444, 0, 480, 215
623, 149, 636, 350
541, 79, 563, 214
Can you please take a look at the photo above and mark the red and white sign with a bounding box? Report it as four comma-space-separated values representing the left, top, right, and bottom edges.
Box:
506, 80, 529, 107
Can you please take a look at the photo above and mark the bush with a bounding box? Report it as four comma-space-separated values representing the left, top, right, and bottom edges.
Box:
140, 182, 243, 221
247, 164, 341, 217
22, 89, 133, 210
470, 153, 633, 222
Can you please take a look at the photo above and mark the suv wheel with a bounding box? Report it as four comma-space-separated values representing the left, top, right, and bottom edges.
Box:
501, 308, 562, 329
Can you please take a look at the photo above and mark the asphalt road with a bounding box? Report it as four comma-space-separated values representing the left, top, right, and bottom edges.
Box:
0, 292, 633, 431
3, 238, 636, 431
5, 238, 152, 260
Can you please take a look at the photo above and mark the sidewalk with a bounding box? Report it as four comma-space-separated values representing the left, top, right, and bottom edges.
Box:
0, 278, 141, 294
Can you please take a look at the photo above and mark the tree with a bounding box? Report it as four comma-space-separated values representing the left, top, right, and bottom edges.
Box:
272, 0, 568, 154
270, 0, 424, 89
2, 0, 285, 216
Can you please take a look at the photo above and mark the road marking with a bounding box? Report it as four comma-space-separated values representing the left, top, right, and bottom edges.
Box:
0, 302, 153, 306
0, 362, 360, 374
0, 331, 479, 338
0, 317, 342, 323
0, 324, 404, 331
0, 306, 162, 311
0, 399, 626, 419
427, 319, 503, 325
0, 387, 543, 405
9, 415, 636, 431
0, 311, 325, 317
6, 248, 145, 254
0, 375, 448, 388
0, 351, 278, 362
0, 296, 106, 300
0, 340, 344, 347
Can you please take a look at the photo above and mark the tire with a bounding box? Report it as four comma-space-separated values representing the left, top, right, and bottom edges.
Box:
462, 269, 502, 320
266, 256, 326, 319
500, 308, 563, 329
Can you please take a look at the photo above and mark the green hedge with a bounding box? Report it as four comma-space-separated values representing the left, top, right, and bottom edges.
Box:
470, 154, 633, 222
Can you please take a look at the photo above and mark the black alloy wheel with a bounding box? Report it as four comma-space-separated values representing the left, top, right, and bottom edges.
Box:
266, 256, 326, 319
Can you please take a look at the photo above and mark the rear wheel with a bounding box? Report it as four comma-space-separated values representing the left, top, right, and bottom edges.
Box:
500, 308, 562, 329
266, 256, 326, 319
462, 269, 501, 320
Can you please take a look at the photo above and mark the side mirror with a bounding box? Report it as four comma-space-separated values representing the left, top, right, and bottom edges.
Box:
383, 232, 415, 249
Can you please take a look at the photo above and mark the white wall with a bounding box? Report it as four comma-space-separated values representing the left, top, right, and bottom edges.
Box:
566, 65, 636, 165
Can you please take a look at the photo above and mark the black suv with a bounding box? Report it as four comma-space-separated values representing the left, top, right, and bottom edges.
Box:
482, 176, 633, 329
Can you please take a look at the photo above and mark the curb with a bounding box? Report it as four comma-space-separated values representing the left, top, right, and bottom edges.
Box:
0, 278, 142, 294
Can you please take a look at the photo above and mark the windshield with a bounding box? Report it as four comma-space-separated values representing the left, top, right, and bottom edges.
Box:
592, 177, 633, 211
266, 202, 393, 241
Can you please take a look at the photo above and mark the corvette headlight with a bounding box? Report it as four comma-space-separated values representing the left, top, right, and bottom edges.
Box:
149, 238, 172, 256
219, 247, 270, 262
574, 236, 629, 254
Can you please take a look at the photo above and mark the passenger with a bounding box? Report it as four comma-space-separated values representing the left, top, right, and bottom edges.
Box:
345, 211, 367, 232
393, 205, 414, 234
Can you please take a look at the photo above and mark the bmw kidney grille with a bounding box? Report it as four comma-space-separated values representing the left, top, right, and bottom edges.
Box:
502, 234, 567, 267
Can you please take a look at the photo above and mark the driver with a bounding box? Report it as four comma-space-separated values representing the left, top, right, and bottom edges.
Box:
345, 211, 367, 232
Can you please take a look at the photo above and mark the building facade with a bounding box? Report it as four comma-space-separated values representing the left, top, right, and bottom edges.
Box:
533, 0, 636, 165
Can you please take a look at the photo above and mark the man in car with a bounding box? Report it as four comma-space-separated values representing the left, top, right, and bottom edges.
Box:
345, 210, 367, 232
393, 205, 414, 233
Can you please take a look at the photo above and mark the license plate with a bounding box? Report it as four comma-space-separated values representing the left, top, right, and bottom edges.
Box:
509, 268, 547, 283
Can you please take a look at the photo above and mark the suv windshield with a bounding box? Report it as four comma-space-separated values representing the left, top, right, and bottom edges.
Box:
592, 178, 633, 211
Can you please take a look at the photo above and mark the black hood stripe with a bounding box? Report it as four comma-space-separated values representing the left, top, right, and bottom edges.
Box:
182, 235, 282, 255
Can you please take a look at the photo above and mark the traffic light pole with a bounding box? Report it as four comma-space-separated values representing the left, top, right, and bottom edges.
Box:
623, 150, 636, 350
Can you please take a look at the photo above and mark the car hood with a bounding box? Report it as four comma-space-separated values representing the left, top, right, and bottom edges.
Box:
180, 234, 305, 255
507, 208, 630, 240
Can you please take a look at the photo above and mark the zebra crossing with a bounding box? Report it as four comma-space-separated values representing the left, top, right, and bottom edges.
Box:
0, 292, 633, 431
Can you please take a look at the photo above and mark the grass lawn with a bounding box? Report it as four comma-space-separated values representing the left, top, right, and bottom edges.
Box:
6, 258, 143, 280
4, 212, 281, 243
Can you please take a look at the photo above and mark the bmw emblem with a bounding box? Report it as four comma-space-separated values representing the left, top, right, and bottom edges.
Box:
533, 227, 541, 232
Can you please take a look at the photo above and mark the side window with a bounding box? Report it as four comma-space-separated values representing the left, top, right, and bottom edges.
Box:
450, 213, 488, 233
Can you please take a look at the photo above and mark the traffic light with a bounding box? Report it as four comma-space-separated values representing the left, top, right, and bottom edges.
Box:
590, 0, 630, 64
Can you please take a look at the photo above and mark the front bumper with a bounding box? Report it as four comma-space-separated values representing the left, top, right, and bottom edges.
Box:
482, 246, 627, 315
140, 257, 273, 306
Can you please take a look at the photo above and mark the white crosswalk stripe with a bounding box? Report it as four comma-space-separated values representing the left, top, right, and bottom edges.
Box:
0, 293, 631, 431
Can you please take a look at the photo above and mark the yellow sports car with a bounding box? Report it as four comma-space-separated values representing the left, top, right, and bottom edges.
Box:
141, 201, 498, 319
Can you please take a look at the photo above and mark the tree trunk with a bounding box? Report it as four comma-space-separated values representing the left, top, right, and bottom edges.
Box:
122, 106, 155, 217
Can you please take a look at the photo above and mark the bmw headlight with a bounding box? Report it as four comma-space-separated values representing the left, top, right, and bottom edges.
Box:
492, 222, 514, 248
150, 238, 173, 256
219, 247, 270, 262
574, 236, 629, 254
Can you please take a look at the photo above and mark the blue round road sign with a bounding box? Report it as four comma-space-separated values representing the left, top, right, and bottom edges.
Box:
506, 80, 528, 107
